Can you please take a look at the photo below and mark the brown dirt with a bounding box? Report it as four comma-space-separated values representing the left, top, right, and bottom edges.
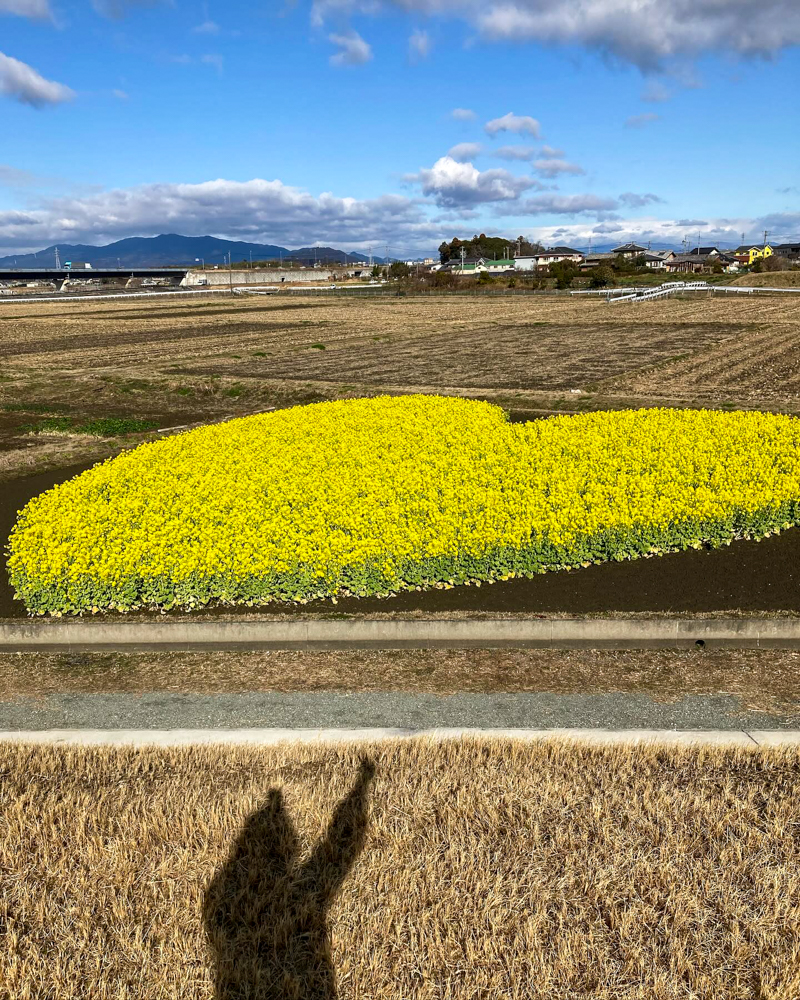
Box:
1, 739, 799, 999
2, 647, 799, 715
2, 292, 800, 480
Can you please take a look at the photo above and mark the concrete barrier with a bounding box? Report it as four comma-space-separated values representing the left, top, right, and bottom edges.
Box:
3, 617, 800, 651
181, 268, 343, 287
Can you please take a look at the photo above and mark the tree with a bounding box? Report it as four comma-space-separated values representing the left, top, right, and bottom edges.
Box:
550, 260, 579, 289
590, 265, 614, 288
388, 261, 411, 279
370, 264, 382, 279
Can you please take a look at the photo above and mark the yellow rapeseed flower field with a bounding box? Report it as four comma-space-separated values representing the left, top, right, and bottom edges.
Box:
8, 396, 800, 614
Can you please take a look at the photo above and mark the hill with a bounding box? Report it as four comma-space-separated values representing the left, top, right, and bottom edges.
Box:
731, 270, 800, 287
0, 234, 386, 269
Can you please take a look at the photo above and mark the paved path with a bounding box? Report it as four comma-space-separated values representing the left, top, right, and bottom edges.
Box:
2, 728, 798, 747
0, 691, 796, 732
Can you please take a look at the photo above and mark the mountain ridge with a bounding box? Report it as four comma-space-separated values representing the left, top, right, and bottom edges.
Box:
0, 234, 385, 268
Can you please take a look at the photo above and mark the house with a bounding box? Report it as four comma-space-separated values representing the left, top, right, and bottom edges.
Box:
733, 244, 773, 266
610, 242, 648, 258
515, 246, 583, 270
689, 246, 724, 256
664, 254, 712, 274
580, 252, 617, 269
774, 243, 800, 261
439, 256, 483, 273
482, 258, 516, 273
536, 246, 584, 264
641, 251, 671, 270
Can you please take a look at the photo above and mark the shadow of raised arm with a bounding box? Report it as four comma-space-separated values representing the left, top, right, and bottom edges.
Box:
300, 758, 376, 909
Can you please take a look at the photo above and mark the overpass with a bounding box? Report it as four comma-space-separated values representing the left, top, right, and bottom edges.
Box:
0, 266, 188, 283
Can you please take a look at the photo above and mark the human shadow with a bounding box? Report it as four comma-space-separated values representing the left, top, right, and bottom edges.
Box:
204, 758, 375, 1000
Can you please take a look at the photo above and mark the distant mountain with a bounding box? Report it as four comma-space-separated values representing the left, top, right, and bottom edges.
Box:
285, 246, 381, 264
0, 234, 385, 269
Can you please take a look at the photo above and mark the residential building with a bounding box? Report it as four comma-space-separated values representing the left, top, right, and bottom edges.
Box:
515, 246, 583, 270
774, 243, 800, 261
664, 254, 713, 274
610, 242, 649, 258
580, 252, 617, 269
482, 258, 516, 273
733, 244, 773, 266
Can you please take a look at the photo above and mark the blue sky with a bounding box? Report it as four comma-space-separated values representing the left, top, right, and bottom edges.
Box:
1, 0, 799, 255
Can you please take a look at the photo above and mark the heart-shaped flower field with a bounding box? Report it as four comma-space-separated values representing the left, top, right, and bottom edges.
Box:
8, 396, 800, 615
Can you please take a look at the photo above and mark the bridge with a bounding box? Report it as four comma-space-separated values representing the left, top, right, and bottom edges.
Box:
0, 266, 188, 283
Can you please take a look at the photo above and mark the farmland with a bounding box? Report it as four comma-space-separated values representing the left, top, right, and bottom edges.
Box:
2, 293, 800, 482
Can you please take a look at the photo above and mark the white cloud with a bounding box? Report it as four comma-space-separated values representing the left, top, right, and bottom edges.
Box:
625, 112, 660, 127
200, 53, 224, 74
641, 80, 671, 102
408, 155, 538, 207
112, 88, 129, 99
0, 164, 38, 186
0, 52, 74, 107
518, 193, 619, 215
409, 28, 431, 60
532, 157, 584, 178
618, 191, 664, 207
329, 30, 373, 66
192, 18, 220, 34
310, 0, 800, 70
0, 177, 443, 254
476, 0, 800, 69
494, 145, 536, 161
447, 142, 482, 162
0, 0, 51, 18
485, 112, 541, 137
540, 144, 563, 157
451, 107, 476, 121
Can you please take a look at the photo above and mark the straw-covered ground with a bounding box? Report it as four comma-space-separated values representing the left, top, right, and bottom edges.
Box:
1, 739, 799, 999
2, 292, 799, 479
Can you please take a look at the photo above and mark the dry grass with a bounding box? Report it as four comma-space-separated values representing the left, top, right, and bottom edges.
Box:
2, 647, 799, 715
1, 739, 799, 998
731, 271, 800, 288
2, 293, 790, 391
3, 292, 800, 478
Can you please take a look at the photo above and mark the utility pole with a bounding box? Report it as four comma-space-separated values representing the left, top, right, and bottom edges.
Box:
54, 247, 60, 269
460, 246, 466, 273
228, 252, 233, 295
764, 229, 769, 249
249, 250, 252, 269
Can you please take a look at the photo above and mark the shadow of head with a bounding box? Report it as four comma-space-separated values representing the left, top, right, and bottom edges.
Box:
204, 758, 375, 1000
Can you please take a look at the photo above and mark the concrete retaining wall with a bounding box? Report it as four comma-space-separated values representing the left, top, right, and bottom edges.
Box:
3, 617, 800, 651
181, 269, 340, 287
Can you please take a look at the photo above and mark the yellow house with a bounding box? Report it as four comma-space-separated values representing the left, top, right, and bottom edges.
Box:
734, 244, 773, 265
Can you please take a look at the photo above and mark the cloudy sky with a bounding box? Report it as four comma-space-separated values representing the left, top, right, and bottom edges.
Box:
1, 0, 799, 255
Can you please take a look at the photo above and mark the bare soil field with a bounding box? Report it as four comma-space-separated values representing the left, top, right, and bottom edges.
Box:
2, 291, 799, 479
2, 739, 799, 999
2, 647, 798, 715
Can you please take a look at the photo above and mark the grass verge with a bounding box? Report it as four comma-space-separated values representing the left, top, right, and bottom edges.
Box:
1, 739, 799, 998
1, 648, 799, 716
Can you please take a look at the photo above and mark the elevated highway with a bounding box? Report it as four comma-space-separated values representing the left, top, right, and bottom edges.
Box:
0, 266, 188, 283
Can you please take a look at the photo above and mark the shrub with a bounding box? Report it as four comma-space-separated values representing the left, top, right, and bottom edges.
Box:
9, 397, 800, 614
